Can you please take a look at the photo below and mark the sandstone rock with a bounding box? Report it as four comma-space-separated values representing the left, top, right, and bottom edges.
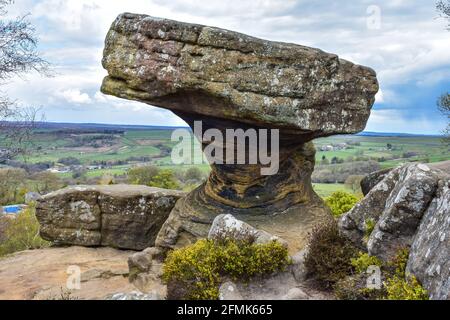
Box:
106, 291, 163, 300
282, 287, 309, 300
339, 162, 450, 299
101, 14, 378, 252
128, 247, 163, 279
290, 249, 309, 282
0, 246, 136, 300
127, 246, 167, 296
219, 281, 243, 300
36, 185, 185, 250
208, 214, 287, 247
360, 168, 392, 196
406, 178, 450, 300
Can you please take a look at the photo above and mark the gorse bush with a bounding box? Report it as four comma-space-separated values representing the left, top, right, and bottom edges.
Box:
304, 220, 358, 289
385, 275, 429, 300
383, 248, 428, 300
333, 247, 428, 300
0, 205, 50, 257
149, 169, 179, 190
162, 238, 290, 300
350, 252, 382, 274
325, 191, 360, 217
128, 165, 180, 190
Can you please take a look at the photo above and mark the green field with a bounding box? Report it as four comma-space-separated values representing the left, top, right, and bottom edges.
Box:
4, 125, 448, 197
312, 183, 356, 198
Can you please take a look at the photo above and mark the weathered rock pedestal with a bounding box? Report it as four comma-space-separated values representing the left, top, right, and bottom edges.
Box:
101, 13, 378, 252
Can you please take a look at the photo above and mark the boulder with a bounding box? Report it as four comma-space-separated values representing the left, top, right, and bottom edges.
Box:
101, 13, 378, 252
406, 178, 450, 300
290, 249, 309, 282
127, 246, 167, 295
360, 168, 392, 196
36, 185, 185, 250
219, 282, 243, 300
339, 162, 450, 299
208, 214, 287, 246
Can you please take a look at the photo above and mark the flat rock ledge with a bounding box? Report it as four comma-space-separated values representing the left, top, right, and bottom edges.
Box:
36, 185, 185, 250
0, 246, 135, 300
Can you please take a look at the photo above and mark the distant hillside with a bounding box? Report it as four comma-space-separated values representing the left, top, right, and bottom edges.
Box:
32, 122, 188, 131
357, 131, 443, 137
28, 122, 444, 137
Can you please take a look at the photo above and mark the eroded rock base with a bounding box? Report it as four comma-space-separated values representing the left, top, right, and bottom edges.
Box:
156, 190, 332, 253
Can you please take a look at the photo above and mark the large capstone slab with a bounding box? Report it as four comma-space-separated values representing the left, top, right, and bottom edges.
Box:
102, 13, 378, 134
101, 14, 379, 252
36, 185, 185, 250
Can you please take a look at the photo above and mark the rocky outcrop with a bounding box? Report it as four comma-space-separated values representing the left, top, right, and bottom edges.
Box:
406, 178, 449, 300
101, 14, 378, 252
339, 162, 450, 300
36, 185, 185, 250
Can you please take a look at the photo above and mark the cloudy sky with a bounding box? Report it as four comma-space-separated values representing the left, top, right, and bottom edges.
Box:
3, 0, 450, 134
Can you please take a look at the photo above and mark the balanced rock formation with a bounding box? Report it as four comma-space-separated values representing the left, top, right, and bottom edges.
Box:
339, 163, 450, 299
36, 185, 184, 250
101, 13, 378, 252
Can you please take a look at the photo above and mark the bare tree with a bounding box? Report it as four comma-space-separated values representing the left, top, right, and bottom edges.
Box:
436, 1, 450, 144
437, 0, 450, 29
437, 92, 450, 144
0, 0, 49, 163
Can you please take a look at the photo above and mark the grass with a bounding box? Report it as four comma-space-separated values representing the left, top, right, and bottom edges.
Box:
313, 183, 355, 198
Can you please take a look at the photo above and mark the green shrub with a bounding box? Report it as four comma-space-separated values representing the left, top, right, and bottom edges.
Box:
324, 191, 360, 217
351, 252, 382, 274
334, 274, 386, 300
128, 166, 180, 190
162, 238, 290, 300
386, 247, 410, 277
127, 165, 160, 185
363, 219, 376, 241
149, 169, 180, 190
385, 275, 429, 300
383, 248, 428, 300
304, 221, 358, 289
0, 205, 50, 257
333, 247, 428, 300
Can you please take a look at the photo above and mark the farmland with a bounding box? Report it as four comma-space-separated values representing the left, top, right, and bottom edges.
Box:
1, 123, 448, 198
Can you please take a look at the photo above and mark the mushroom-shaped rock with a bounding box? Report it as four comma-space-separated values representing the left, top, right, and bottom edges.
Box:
101, 13, 379, 252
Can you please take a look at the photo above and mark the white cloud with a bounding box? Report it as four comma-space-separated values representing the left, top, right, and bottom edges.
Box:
59, 89, 92, 104
375, 89, 384, 103
366, 109, 446, 134
2, 0, 449, 133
